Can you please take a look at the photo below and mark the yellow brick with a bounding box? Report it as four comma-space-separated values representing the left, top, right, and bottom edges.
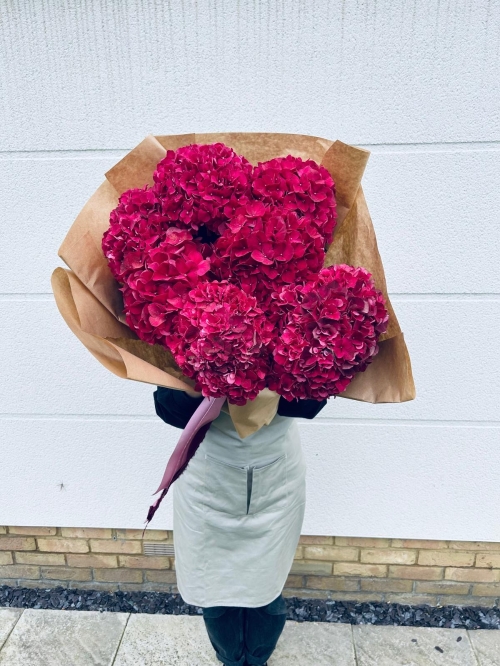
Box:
0, 565, 39, 579
12, 581, 61, 591
289, 560, 332, 576
360, 579, 413, 593
443, 595, 497, 607
449, 541, 500, 551
0, 553, 13, 566
415, 581, 471, 595
145, 578, 174, 592
8, 526, 58, 536
361, 549, 417, 565
328, 592, 385, 602
299, 535, 334, 545
0, 537, 36, 551
145, 570, 178, 584
114, 583, 148, 592
334, 562, 387, 578
285, 574, 303, 588
445, 567, 500, 583
117, 528, 171, 541
89, 539, 142, 555
388, 565, 443, 580
119, 555, 170, 569
391, 539, 448, 550
476, 553, 500, 568
418, 550, 475, 567
303, 546, 358, 562
61, 528, 112, 539
472, 583, 500, 597
335, 537, 391, 548
41, 567, 92, 581
94, 568, 143, 583
282, 588, 330, 600
294, 546, 304, 560
67, 554, 117, 568
386, 594, 438, 606
68, 581, 119, 592
37, 538, 89, 553
305, 576, 360, 591
15, 552, 65, 566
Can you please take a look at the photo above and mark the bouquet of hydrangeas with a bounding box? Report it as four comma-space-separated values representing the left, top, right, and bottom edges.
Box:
102, 143, 388, 406
52, 133, 415, 525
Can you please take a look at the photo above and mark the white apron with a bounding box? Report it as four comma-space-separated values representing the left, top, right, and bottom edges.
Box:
173, 411, 306, 608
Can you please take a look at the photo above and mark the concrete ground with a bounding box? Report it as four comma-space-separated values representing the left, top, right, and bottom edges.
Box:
1, 607, 500, 665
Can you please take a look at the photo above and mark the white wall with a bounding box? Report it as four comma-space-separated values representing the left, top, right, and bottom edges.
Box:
1, 0, 499, 540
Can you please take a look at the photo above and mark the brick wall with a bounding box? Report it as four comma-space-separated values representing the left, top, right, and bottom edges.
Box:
2, 527, 500, 607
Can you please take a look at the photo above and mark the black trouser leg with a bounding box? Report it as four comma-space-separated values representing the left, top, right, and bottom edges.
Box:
202, 595, 287, 666
202, 605, 246, 666
244, 595, 287, 666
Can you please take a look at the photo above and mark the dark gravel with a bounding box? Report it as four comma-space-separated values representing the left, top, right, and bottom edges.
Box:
1, 585, 499, 629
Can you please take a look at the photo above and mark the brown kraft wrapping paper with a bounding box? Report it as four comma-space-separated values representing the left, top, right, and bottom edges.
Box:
52, 133, 416, 438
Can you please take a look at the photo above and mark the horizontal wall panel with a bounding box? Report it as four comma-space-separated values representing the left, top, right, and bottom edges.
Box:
0, 418, 176, 530
1, 418, 499, 541
2, 148, 500, 294
299, 421, 500, 540
1, 0, 499, 150
0, 156, 120, 294
1, 299, 499, 423
0, 300, 154, 417
362, 149, 500, 294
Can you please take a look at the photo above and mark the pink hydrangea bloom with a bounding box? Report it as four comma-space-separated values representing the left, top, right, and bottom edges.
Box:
153, 143, 252, 234
168, 282, 275, 405
268, 265, 389, 400
252, 155, 337, 244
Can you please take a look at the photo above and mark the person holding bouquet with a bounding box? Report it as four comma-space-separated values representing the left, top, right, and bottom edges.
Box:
53, 138, 407, 665
99, 143, 389, 666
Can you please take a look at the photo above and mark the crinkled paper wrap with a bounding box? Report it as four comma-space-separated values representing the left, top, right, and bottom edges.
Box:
52, 133, 415, 438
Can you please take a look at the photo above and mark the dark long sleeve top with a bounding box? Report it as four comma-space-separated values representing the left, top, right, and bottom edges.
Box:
153, 387, 327, 430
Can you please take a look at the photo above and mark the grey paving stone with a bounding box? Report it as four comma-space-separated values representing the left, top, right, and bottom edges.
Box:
468, 630, 500, 666
272, 621, 355, 665
0, 608, 128, 666
114, 615, 355, 666
113, 614, 219, 665
353, 625, 477, 666
0, 609, 23, 650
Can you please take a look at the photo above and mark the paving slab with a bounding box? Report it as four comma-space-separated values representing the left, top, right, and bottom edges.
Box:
0, 608, 128, 666
113, 614, 219, 665
353, 625, 477, 666
0, 609, 23, 651
114, 615, 355, 666
468, 630, 500, 666
272, 621, 355, 665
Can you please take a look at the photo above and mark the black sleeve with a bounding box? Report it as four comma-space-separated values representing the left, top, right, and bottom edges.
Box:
154, 387, 327, 427
277, 396, 328, 419
153, 387, 204, 429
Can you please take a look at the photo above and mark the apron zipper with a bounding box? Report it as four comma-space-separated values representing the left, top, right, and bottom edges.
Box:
246, 465, 254, 515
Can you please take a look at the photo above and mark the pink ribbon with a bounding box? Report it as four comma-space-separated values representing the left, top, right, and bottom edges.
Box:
143, 396, 225, 534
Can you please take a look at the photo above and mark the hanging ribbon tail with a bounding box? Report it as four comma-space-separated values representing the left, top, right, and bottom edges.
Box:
143, 396, 226, 533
